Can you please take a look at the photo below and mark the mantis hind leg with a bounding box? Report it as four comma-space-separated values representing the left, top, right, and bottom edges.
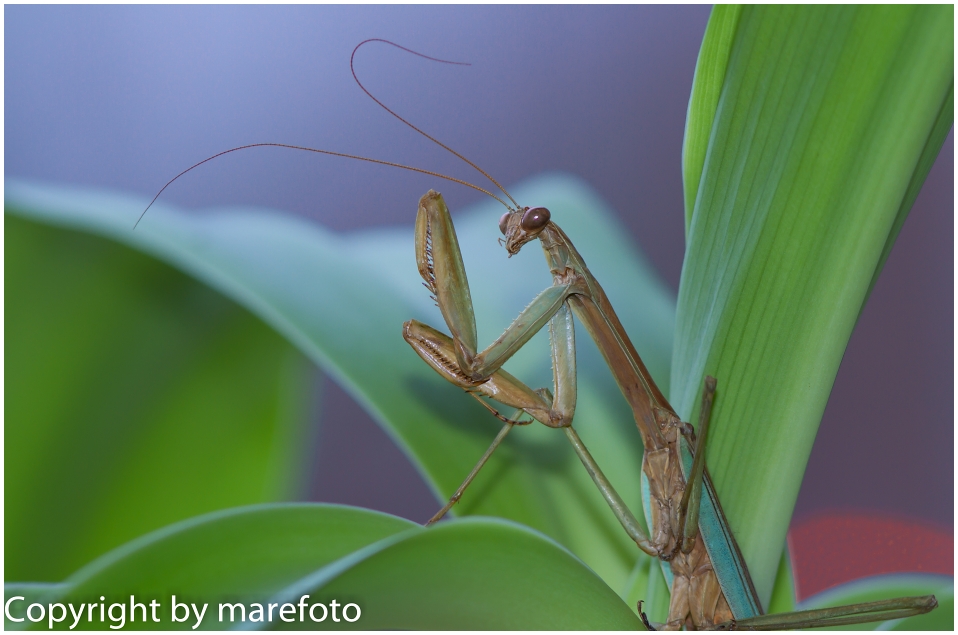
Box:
711, 594, 937, 630
676, 376, 717, 554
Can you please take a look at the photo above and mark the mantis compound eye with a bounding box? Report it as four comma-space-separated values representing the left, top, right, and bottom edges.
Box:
498, 212, 511, 235
520, 207, 551, 232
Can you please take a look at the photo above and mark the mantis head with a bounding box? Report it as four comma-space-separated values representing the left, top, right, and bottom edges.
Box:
498, 206, 552, 256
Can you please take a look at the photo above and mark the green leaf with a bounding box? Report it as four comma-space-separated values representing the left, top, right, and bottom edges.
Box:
5, 505, 641, 630
673, 5, 952, 606
5, 214, 315, 582
265, 516, 643, 630
797, 574, 953, 630
682, 4, 743, 231
866, 84, 954, 300
5, 504, 417, 630
5, 172, 675, 592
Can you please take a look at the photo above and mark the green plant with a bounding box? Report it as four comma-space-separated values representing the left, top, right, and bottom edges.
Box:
5, 5, 952, 630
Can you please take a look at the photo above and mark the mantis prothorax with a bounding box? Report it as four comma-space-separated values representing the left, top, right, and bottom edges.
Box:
142, 38, 938, 630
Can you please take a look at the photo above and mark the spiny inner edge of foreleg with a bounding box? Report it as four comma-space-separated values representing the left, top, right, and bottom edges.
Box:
417, 336, 486, 386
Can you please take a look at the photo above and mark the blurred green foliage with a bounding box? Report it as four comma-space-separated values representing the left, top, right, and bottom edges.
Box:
6, 215, 314, 581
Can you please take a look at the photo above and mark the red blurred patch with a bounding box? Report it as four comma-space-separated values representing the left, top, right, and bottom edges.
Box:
787, 513, 953, 601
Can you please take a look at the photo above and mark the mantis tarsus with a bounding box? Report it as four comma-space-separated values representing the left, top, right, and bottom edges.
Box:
145, 38, 938, 630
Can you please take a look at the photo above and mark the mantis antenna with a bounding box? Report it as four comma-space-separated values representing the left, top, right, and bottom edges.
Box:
134, 39, 520, 229
350, 38, 520, 209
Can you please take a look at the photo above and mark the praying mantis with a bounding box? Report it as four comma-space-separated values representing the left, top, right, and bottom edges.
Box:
401, 188, 937, 630
140, 37, 941, 630
321, 33, 942, 629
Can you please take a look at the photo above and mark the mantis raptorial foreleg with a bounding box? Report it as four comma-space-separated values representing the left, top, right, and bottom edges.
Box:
407, 310, 659, 553
415, 191, 583, 381
405, 191, 697, 557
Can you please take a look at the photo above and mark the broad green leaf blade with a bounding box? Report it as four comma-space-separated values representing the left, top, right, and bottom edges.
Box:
865, 84, 954, 301
5, 215, 314, 582
5, 506, 641, 630
6, 504, 417, 630
796, 574, 953, 631
5, 173, 674, 591
682, 4, 743, 231
672, 5, 952, 606
265, 517, 643, 630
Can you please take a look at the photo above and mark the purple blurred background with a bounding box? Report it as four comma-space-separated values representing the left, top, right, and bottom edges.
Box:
6, 6, 952, 532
